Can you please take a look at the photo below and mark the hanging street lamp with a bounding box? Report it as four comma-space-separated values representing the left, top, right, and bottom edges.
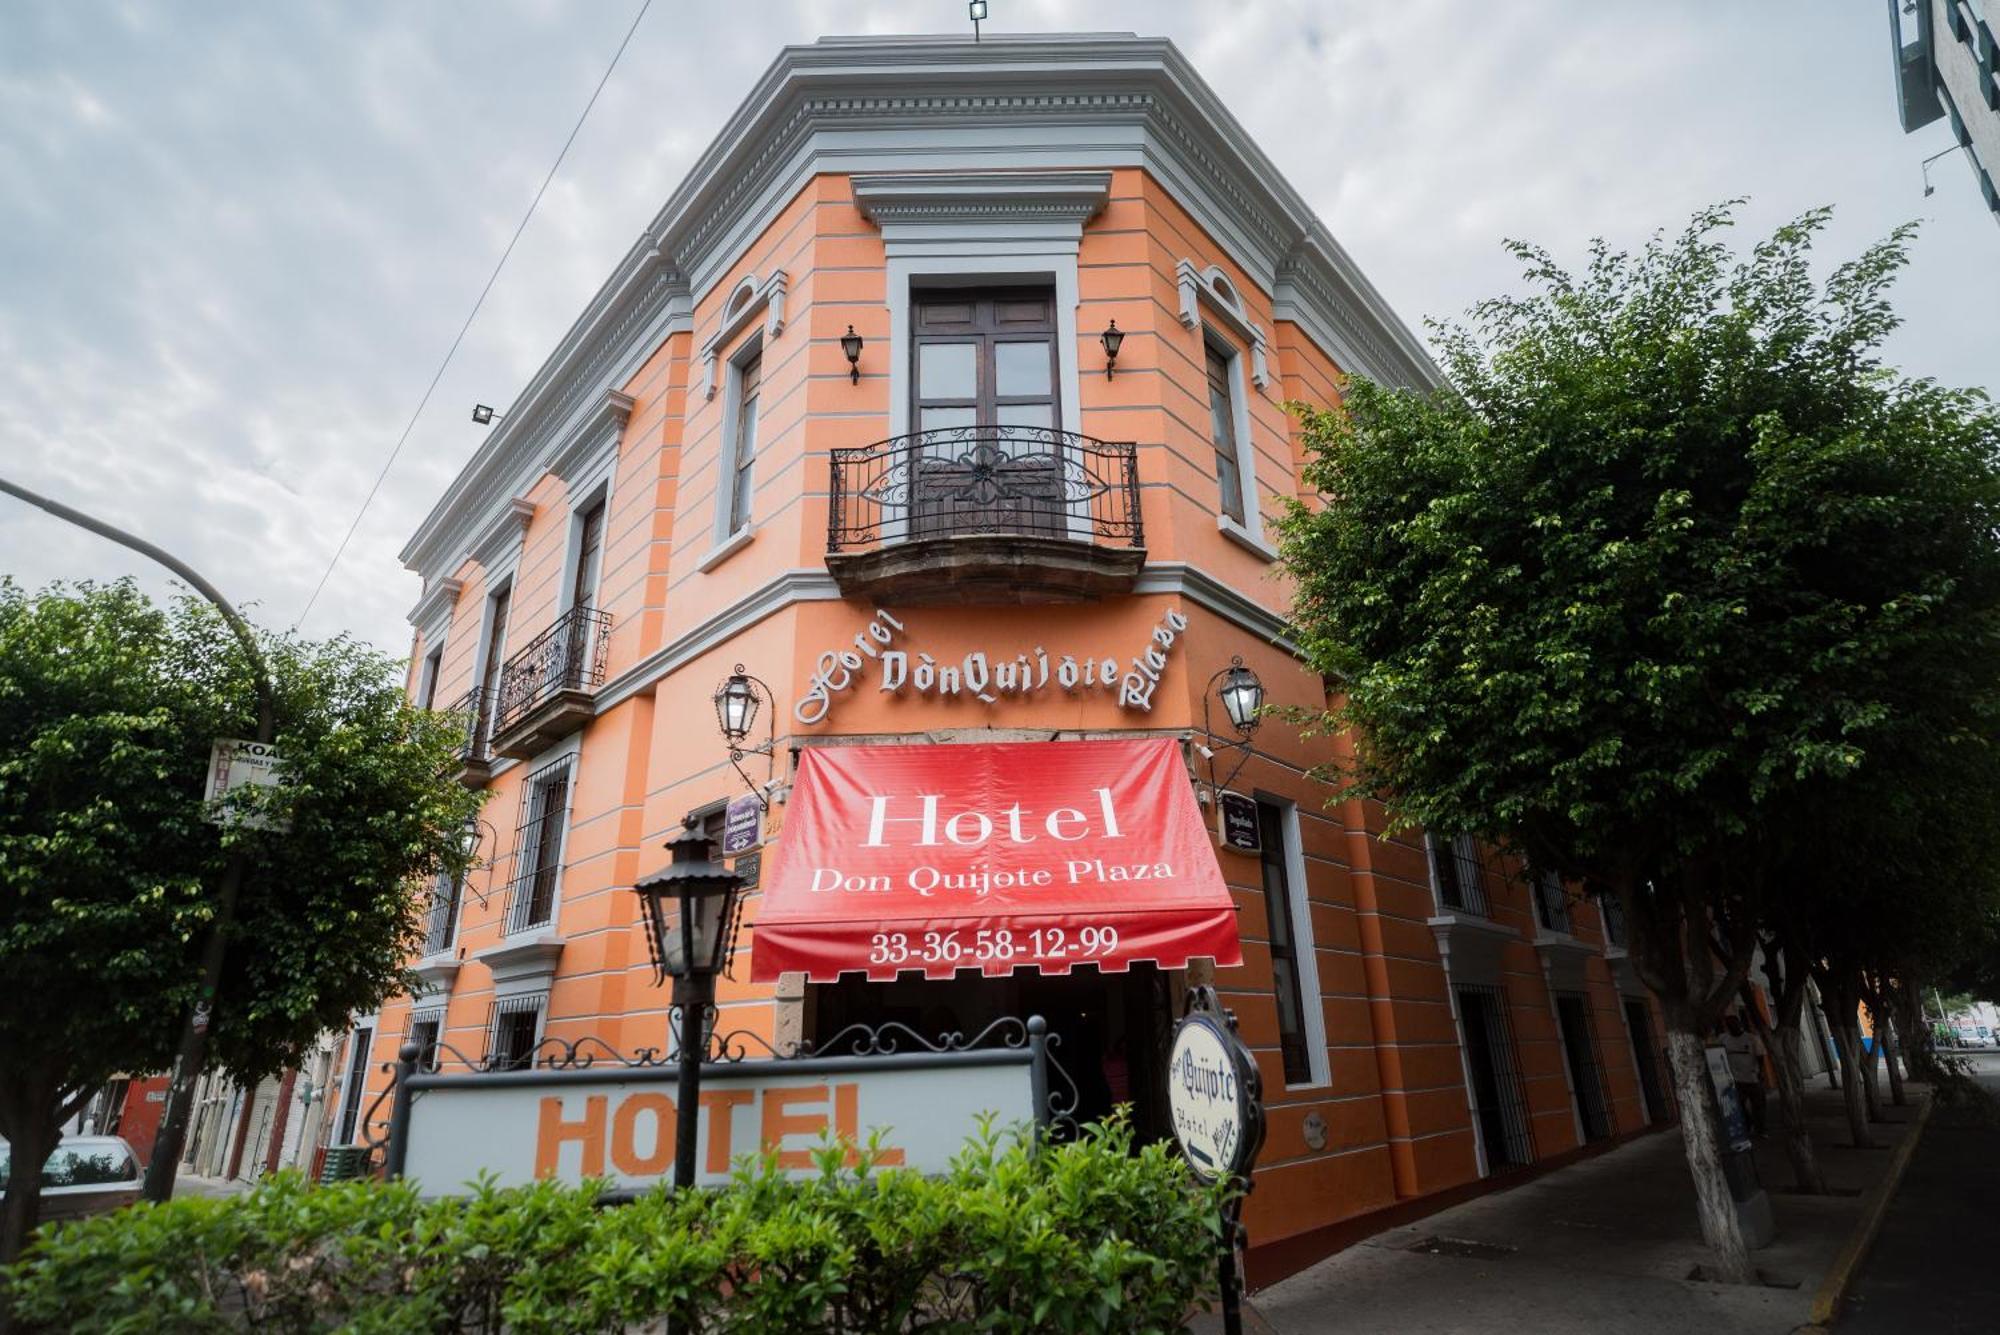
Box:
630, 821, 745, 1190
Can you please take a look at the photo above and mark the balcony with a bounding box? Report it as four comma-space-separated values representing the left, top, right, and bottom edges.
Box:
489, 606, 612, 761
445, 687, 495, 786
826, 425, 1145, 604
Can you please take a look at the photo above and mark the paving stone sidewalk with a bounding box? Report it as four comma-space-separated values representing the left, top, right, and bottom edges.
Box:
1198, 1079, 1926, 1335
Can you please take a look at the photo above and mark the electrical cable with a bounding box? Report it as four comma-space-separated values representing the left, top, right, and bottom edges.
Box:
294, 0, 654, 629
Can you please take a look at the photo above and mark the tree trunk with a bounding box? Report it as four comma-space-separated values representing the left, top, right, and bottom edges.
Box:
1663, 1017, 1755, 1283
0, 1091, 59, 1267
1857, 1022, 1883, 1122
1873, 998, 1907, 1108
1826, 1006, 1873, 1148
1768, 1013, 1827, 1193
1891, 981, 1939, 1083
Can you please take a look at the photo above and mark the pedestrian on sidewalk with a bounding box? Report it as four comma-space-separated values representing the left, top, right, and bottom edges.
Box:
1722, 1013, 1768, 1136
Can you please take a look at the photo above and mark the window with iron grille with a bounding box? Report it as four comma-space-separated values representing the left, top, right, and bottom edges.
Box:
1455, 985, 1534, 1170
1624, 997, 1674, 1123
1555, 993, 1614, 1142
1430, 834, 1490, 916
506, 755, 574, 934
486, 994, 546, 1071
406, 1005, 444, 1073
423, 871, 462, 956
1595, 888, 1627, 948
1533, 869, 1571, 934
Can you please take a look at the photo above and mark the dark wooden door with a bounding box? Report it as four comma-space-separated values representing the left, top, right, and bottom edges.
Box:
910, 288, 1064, 538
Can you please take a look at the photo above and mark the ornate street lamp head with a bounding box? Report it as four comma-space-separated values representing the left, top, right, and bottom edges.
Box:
632, 822, 744, 983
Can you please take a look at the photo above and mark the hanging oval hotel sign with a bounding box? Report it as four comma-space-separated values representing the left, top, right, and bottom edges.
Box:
1167, 989, 1264, 1185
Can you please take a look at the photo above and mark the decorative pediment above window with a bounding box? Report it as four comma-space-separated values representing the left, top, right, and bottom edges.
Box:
698, 271, 787, 399
466, 498, 536, 573
547, 388, 635, 488
852, 169, 1111, 257
407, 577, 463, 640
1179, 259, 1269, 389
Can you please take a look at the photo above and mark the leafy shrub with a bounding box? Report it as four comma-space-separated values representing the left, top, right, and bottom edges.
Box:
3, 1115, 1228, 1332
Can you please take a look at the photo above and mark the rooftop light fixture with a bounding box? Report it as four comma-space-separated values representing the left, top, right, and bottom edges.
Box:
471, 404, 501, 426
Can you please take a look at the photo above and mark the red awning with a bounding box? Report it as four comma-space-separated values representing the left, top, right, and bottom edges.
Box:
750, 738, 1242, 982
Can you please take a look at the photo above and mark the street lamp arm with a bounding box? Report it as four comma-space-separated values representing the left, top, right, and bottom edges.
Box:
0, 474, 276, 743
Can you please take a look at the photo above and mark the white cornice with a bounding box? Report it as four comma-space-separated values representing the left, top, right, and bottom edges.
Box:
401, 33, 1442, 584
407, 576, 463, 638
852, 169, 1112, 224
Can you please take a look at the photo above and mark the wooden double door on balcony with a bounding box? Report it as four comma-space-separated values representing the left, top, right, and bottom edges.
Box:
909, 287, 1068, 539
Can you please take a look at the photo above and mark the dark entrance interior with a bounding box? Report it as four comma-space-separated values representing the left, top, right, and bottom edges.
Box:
809, 963, 1173, 1142
1456, 986, 1533, 1171
1625, 997, 1670, 1124
1555, 994, 1613, 1143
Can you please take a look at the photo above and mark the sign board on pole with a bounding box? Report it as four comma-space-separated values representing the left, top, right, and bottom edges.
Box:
202, 738, 287, 829
398, 1055, 1036, 1193
723, 792, 763, 855
1703, 1044, 1753, 1153
1216, 791, 1260, 854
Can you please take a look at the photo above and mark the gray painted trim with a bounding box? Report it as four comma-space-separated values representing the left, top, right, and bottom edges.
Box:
408, 577, 463, 649
468, 499, 536, 573
548, 390, 634, 489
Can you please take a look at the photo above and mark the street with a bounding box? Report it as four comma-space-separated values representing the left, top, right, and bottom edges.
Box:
1839, 1051, 2000, 1332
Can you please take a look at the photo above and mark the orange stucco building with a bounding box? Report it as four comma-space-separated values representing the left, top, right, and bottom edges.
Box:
345, 33, 1677, 1281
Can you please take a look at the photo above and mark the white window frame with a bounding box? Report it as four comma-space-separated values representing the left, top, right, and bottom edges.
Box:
504, 736, 583, 936
1257, 794, 1331, 1090
559, 482, 613, 615
712, 333, 764, 550
1179, 259, 1274, 558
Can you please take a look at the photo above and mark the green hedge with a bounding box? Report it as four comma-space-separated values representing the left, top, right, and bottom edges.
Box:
4, 1116, 1229, 1333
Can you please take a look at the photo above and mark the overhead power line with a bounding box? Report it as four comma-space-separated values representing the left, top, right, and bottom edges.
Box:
295, 0, 654, 630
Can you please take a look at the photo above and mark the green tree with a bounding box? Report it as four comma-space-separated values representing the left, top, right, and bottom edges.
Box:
1276, 205, 2000, 1281
0, 580, 481, 1262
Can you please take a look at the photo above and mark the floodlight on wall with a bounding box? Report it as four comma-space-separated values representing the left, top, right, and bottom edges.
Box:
1922, 144, 1965, 197
1100, 321, 1124, 379
841, 325, 864, 384
471, 404, 502, 426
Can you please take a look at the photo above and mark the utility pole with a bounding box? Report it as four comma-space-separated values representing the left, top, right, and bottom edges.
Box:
0, 476, 277, 1202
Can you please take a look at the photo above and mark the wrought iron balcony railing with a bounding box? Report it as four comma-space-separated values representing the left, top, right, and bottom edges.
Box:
828, 425, 1143, 553
444, 687, 494, 768
493, 606, 612, 737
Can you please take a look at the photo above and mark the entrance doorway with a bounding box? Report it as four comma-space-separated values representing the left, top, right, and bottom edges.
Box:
1456, 986, 1534, 1172
809, 963, 1173, 1142
1555, 994, 1613, 1143
1624, 997, 1672, 1124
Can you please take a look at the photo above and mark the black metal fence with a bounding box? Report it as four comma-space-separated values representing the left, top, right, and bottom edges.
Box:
828, 425, 1143, 552
495, 605, 612, 733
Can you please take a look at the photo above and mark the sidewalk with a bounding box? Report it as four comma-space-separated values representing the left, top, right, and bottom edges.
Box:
175, 1172, 253, 1199
1215, 1080, 1929, 1335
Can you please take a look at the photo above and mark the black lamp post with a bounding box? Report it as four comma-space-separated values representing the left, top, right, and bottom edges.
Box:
631, 821, 744, 1190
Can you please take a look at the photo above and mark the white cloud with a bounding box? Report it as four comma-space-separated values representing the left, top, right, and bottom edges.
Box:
2, 0, 1994, 657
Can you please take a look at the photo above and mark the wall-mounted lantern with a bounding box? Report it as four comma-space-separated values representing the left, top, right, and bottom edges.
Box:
1100, 321, 1124, 379
841, 326, 864, 384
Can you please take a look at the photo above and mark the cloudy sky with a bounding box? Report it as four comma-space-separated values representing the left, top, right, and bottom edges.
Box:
4, 1, 1996, 655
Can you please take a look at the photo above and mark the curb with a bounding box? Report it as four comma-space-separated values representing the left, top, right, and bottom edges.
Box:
1805, 1091, 1935, 1327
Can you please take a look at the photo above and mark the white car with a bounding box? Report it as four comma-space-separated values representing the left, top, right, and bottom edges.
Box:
0, 1135, 144, 1222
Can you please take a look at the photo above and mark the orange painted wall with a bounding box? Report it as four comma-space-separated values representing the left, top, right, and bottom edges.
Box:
360, 165, 1669, 1264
